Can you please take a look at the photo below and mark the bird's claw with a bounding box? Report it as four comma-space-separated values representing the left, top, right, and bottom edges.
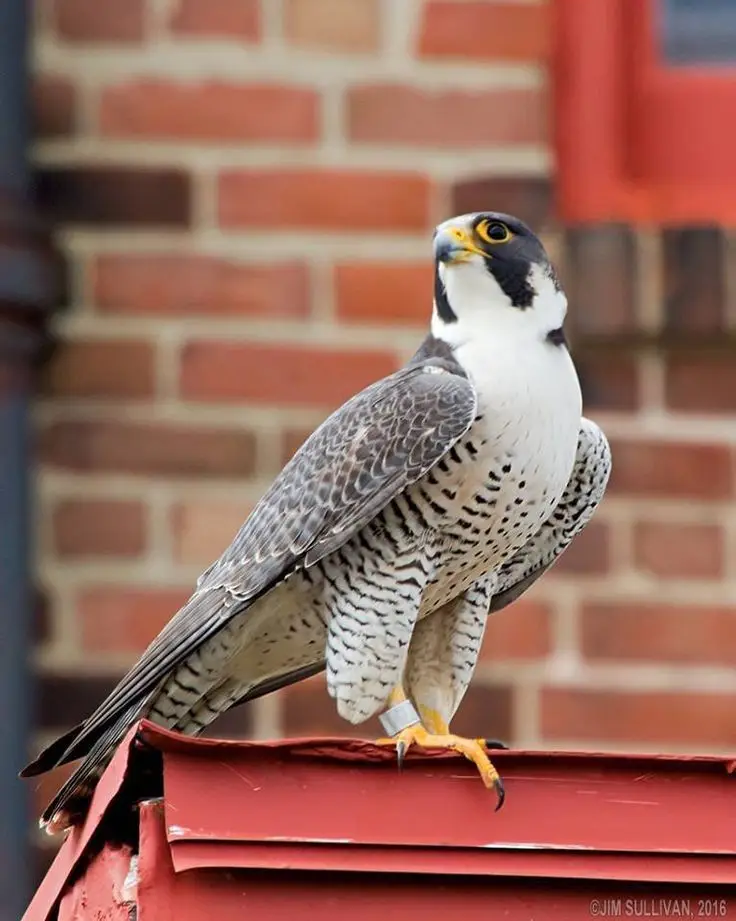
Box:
396, 738, 408, 770
375, 727, 506, 808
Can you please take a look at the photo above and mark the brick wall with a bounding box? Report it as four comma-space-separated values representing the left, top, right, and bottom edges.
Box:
29, 0, 736, 849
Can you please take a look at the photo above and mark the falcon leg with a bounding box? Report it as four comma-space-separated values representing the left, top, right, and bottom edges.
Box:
376, 577, 506, 808
374, 688, 505, 808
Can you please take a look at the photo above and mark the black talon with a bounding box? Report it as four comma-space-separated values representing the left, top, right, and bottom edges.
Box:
493, 775, 506, 812
484, 738, 509, 750
396, 739, 407, 771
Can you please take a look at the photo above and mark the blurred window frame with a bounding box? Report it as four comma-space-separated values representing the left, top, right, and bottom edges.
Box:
555, 0, 736, 223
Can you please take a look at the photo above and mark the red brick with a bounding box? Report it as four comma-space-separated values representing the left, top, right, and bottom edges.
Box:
348, 86, 546, 146
39, 421, 257, 478
281, 428, 312, 466
419, 1, 550, 62
169, 0, 260, 39
608, 439, 733, 500
78, 587, 190, 654
480, 599, 552, 662
281, 676, 381, 738
553, 521, 611, 576
41, 340, 155, 400
52, 0, 145, 42
37, 166, 191, 228
665, 353, 736, 414
53, 499, 147, 559
180, 341, 398, 408
576, 352, 640, 412
335, 262, 432, 326
32, 75, 76, 139
94, 254, 309, 318
172, 500, 255, 564
582, 602, 736, 666
218, 169, 431, 231
633, 521, 725, 579
100, 81, 319, 143
541, 687, 736, 748
284, 0, 380, 52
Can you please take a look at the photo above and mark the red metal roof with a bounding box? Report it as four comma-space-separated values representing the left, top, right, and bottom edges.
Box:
23, 721, 736, 921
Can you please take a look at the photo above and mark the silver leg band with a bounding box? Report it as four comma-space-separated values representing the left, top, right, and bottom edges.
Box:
379, 700, 421, 737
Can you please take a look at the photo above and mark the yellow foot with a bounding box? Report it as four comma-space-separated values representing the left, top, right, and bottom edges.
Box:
375, 724, 505, 810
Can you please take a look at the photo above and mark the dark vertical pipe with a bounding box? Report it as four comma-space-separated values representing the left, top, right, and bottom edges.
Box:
0, 2, 62, 918
0, 1, 33, 916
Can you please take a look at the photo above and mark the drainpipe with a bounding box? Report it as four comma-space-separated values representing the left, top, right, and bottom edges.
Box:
0, 2, 63, 918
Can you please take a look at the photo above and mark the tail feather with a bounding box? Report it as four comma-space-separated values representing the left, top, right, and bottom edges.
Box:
40, 701, 147, 834
20, 723, 86, 778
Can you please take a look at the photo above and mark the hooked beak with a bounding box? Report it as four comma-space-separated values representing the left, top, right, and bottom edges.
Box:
434, 224, 487, 265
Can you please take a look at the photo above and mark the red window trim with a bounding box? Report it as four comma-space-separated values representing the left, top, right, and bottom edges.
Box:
554, 0, 736, 224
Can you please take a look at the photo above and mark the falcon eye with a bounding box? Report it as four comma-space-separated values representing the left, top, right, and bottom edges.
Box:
476, 220, 511, 244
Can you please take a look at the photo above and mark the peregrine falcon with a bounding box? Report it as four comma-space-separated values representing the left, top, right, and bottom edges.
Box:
23, 212, 611, 832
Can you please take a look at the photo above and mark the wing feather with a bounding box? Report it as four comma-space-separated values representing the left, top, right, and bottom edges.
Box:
31, 360, 476, 772
222, 416, 612, 708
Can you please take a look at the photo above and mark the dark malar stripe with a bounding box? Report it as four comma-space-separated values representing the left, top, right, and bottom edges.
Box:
434, 264, 457, 323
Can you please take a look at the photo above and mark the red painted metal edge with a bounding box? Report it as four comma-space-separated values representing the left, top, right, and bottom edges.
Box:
46, 802, 736, 921
171, 839, 736, 885
21, 721, 736, 921
21, 723, 141, 921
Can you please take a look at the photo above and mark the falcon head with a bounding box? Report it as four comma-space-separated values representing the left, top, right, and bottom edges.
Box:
431, 211, 566, 344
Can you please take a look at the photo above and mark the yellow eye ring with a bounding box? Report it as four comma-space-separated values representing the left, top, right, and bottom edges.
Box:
476, 219, 511, 244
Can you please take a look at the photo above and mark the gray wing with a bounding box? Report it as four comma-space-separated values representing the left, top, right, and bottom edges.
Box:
488, 416, 611, 613
27, 359, 477, 774
227, 418, 612, 709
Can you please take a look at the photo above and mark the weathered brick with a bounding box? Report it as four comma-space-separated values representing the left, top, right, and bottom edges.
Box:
348, 86, 546, 146
169, 0, 261, 39
218, 169, 431, 231
663, 227, 726, 333
284, 0, 380, 52
282, 676, 381, 738
94, 255, 310, 318
41, 340, 155, 399
582, 602, 736, 665
576, 351, 640, 412
565, 226, 638, 335
39, 421, 257, 478
52, 0, 145, 43
665, 352, 736, 414
452, 178, 552, 230
335, 262, 431, 326
608, 439, 732, 500
172, 500, 255, 565
37, 674, 119, 728
541, 687, 736, 747
452, 684, 513, 744
481, 599, 552, 662
633, 521, 725, 579
180, 341, 398, 408
36, 167, 191, 227
52, 499, 147, 559
419, 1, 549, 62
100, 81, 319, 142
553, 521, 611, 576
32, 75, 76, 139
78, 587, 190, 654
281, 428, 313, 466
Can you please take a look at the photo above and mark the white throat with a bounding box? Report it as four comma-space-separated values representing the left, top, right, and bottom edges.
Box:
431, 258, 581, 422
431, 260, 568, 351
